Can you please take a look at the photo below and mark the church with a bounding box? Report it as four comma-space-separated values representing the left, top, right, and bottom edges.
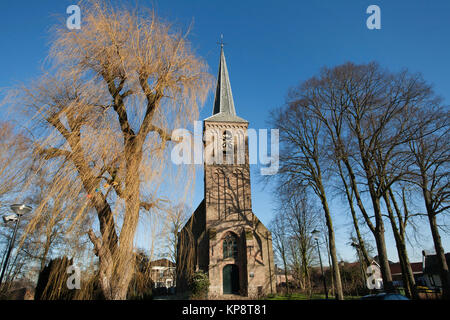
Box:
176, 45, 276, 298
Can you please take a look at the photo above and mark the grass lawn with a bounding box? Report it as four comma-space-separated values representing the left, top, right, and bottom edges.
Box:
266, 293, 361, 300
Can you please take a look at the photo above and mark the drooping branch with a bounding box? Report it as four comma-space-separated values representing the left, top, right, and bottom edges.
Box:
37, 147, 71, 160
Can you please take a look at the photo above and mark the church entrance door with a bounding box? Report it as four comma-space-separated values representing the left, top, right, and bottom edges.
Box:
223, 264, 239, 294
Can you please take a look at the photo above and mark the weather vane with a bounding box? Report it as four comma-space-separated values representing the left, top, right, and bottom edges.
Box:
217, 34, 226, 48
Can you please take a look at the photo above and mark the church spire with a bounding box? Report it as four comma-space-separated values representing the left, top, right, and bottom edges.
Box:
212, 43, 236, 116
205, 39, 247, 123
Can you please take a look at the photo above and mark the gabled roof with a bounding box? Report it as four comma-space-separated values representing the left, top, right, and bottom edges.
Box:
149, 258, 175, 267
390, 262, 423, 275
373, 255, 394, 266
204, 45, 247, 123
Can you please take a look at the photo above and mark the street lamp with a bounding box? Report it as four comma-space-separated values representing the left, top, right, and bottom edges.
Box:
3, 215, 18, 223
312, 229, 328, 299
0, 204, 32, 286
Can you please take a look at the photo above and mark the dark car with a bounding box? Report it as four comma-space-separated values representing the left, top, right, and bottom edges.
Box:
360, 293, 409, 300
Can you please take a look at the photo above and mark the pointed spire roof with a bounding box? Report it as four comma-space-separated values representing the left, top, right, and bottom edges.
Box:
205, 44, 247, 123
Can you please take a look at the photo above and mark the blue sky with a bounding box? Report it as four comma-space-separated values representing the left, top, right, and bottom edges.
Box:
1, 0, 449, 264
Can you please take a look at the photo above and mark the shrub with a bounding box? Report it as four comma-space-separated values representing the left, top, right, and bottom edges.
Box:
188, 271, 210, 299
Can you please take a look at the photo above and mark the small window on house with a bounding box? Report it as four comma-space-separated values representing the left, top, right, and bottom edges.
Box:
223, 233, 238, 259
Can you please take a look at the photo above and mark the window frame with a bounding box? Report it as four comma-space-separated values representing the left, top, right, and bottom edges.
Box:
223, 233, 238, 259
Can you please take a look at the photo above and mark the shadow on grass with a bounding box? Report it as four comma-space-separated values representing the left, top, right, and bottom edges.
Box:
266, 293, 361, 300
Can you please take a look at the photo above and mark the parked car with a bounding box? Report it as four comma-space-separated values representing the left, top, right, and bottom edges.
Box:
361, 293, 409, 300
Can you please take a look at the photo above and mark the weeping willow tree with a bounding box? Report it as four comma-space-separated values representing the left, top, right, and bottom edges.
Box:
7, 0, 212, 299
0, 122, 31, 204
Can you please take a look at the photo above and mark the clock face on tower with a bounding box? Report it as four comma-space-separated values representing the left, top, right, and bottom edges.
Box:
222, 130, 233, 153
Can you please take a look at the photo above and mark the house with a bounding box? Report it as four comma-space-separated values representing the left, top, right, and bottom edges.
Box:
367, 257, 425, 288
274, 265, 294, 288
389, 262, 424, 287
422, 251, 450, 290
150, 258, 176, 289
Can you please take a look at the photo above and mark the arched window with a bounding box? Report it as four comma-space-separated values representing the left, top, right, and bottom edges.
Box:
223, 233, 238, 259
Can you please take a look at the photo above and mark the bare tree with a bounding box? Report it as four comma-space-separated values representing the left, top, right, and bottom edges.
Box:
335, 159, 371, 267
290, 62, 394, 290
0, 122, 31, 204
0, 122, 34, 289
382, 185, 418, 298
24, 164, 93, 272
164, 203, 189, 264
340, 63, 434, 293
272, 103, 344, 300
283, 192, 318, 292
293, 62, 441, 294
7, 0, 212, 299
0, 161, 93, 292
269, 210, 291, 294
408, 107, 450, 298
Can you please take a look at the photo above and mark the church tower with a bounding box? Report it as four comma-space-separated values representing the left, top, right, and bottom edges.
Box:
177, 45, 276, 298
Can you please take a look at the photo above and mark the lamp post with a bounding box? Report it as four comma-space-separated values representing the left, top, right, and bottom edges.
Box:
312, 229, 328, 299
0, 215, 17, 272
0, 204, 32, 286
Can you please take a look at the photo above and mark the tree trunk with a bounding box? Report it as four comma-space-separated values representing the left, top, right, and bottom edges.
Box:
301, 247, 310, 293
282, 252, 289, 295
354, 121, 394, 292
88, 184, 138, 300
111, 147, 143, 300
427, 211, 450, 299
343, 157, 394, 292
40, 240, 51, 272
392, 232, 412, 298
368, 186, 395, 292
337, 159, 371, 266
385, 189, 418, 299
326, 239, 335, 297
419, 170, 450, 299
317, 186, 344, 300
398, 241, 416, 298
